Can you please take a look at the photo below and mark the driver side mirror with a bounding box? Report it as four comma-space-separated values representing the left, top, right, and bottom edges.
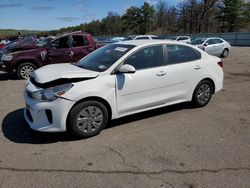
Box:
117, 64, 136, 74
204, 43, 209, 47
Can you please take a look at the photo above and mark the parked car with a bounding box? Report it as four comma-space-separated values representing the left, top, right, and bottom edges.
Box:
0, 43, 5, 49
111, 37, 125, 42
0, 37, 40, 62
24, 40, 224, 138
125, 35, 160, 40
170, 36, 191, 43
0, 32, 98, 79
0, 39, 11, 45
191, 37, 231, 58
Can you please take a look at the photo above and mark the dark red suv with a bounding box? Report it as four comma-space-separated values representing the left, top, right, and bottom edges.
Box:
0, 31, 98, 79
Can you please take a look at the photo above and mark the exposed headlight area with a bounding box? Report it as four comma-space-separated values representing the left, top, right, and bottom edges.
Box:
27, 83, 73, 102
1, 54, 13, 61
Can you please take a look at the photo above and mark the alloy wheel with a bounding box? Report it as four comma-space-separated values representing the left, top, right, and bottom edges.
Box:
196, 83, 211, 105
20, 65, 35, 79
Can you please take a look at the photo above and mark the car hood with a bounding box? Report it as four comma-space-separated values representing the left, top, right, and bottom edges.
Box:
33, 63, 99, 85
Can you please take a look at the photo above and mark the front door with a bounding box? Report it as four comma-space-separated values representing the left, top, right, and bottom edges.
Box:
49, 36, 74, 64
116, 45, 168, 114
204, 39, 219, 56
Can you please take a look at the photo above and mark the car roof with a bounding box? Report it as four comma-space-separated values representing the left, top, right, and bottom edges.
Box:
128, 35, 158, 37
194, 37, 223, 40
115, 39, 189, 46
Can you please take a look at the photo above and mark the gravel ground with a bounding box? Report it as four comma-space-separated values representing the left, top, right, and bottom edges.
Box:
0, 47, 250, 188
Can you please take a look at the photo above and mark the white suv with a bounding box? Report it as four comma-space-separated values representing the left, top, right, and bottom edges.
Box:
171, 36, 191, 43
24, 40, 223, 138
126, 35, 160, 40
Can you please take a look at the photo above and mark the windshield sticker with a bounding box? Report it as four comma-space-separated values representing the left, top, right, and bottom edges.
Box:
114, 47, 127, 52
98, 65, 107, 70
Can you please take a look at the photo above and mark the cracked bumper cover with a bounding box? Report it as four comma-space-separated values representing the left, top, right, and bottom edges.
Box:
24, 92, 75, 132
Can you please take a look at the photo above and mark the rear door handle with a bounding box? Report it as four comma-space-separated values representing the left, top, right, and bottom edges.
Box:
157, 71, 167, 76
194, 65, 201, 70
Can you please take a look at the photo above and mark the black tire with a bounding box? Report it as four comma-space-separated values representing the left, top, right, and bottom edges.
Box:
192, 80, 213, 107
221, 48, 229, 58
17, 62, 37, 79
68, 100, 109, 138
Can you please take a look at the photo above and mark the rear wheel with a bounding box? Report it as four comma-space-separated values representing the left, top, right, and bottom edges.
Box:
192, 80, 213, 107
17, 62, 36, 79
68, 101, 109, 138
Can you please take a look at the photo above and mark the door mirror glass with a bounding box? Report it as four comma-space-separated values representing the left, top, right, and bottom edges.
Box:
204, 43, 208, 47
118, 64, 136, 74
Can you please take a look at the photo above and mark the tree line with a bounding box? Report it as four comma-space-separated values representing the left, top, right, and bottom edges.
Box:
34, 0, 250, 37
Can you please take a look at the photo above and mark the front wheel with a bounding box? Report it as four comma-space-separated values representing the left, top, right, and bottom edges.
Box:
221, 49, 229, 58
17, 62, 37, 79
192, 80, 213, 107
68, 101, 109, 138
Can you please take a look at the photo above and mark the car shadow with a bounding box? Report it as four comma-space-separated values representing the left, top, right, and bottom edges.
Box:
1, 108, 78, 144
2, 103, 194, 144
0, 72, 17, 81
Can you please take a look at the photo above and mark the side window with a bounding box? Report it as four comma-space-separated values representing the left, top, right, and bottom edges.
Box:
124, 45, 163, 70
206, 39, 216, 45
151, 36, 161, 39
178, 37, 184, 41
166, 45, 201, 64
214, 39, 223, 44
51, 36, 69, 49
72, 35, 90, 47
135, 37, 150, 40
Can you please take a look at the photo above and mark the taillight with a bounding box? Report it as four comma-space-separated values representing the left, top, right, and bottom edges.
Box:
218, 60, 223, 68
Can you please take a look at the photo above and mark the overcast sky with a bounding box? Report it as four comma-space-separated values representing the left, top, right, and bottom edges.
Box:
0, 0, 182, 30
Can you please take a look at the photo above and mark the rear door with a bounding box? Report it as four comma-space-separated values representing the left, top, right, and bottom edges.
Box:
163, 44, 205, 102
70, 35, 95, 62
213, 38, 225, 55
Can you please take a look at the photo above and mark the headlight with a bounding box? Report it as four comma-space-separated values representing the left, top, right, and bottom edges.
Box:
1, 54, 13, 61
32, 83, 73, 102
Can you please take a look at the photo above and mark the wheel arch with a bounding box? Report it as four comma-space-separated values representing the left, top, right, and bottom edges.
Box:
15, 59, 40, 70
66, 96, 112, 130
197, 78, 215, 94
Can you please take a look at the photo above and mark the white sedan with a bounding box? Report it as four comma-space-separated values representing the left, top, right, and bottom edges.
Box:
191, 37, 231, 58
24, 40, 224, 138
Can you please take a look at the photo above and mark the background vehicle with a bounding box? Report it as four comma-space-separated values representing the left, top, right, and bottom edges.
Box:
191, 37, 231, 58
0, 32, 98, 79
125, 35, 160, 40
170, 36, 191, 43
24, 40, 223, 138
111, 37, 125, 42
0, 43, 5, 49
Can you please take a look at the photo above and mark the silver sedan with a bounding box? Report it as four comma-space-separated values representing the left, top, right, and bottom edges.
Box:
191, 37, 231, 58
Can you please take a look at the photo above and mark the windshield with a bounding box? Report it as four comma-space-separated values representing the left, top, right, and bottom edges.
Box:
75, 44, 135, 72
125, 36, 135, 40
36, 38, 49, 47
191, 38, 206, 45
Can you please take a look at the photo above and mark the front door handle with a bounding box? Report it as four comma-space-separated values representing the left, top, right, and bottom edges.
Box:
157, 71, 167, 76
194, 65, 201, 70
65, 51, 74, 57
